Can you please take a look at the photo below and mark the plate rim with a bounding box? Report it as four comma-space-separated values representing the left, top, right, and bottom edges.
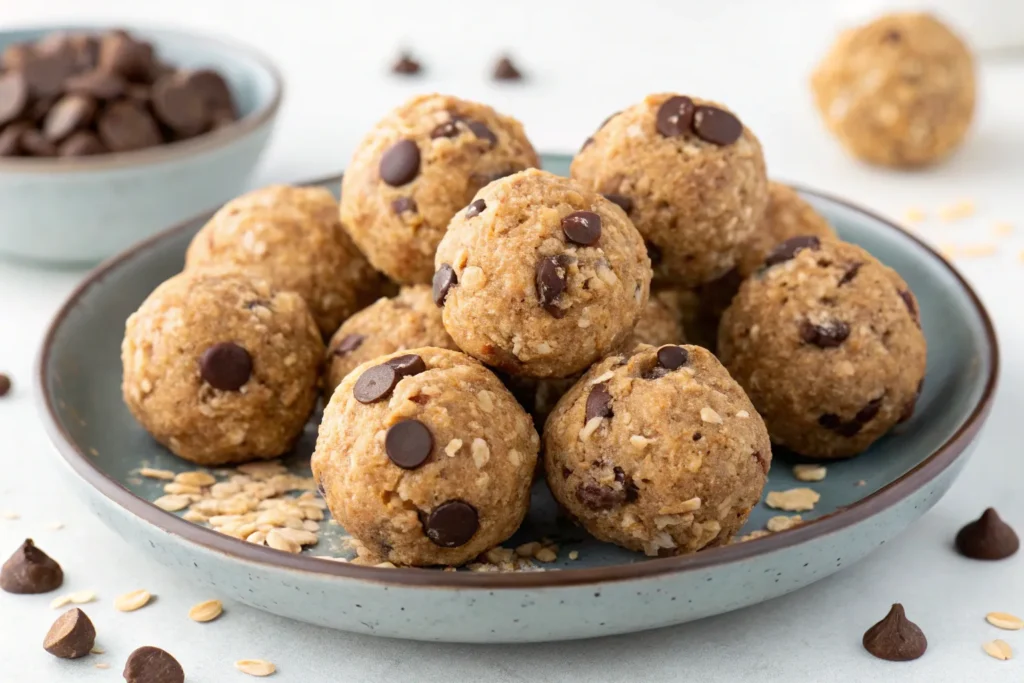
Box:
35, 162, 1000, 590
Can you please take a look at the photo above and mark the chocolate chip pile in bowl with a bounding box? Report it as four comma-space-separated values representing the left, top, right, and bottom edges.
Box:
0, 29, 238, 158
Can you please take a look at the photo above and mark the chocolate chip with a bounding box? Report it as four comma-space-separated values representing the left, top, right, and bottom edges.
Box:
646, 241, 662, 266
379, 139, 420, 186
856, 397, 883, 423
97, 100, 162, 152
603, 194, 633, 215
385, 419, 433, 469
152, 74, 210, 137
353, 363, 398, 404
430, 120, 460, 139
391, 196, 417, 214
656, 345, 688, 370
0, 73, 29, 126
585, 383, 613, 422
424, 500, 478, 547
333, 333, 365, 356
43, 608, 95, 659
692, 105, 743, 145
391, 52, 421, 75
899, 289, 920, 326
123, 646, 185, 683
800, 320, 850, 348
199, 342, 252, 391
817, 413, 841, 430
838, 261, 863, 286
692, 432, 702, 441
536, 255, 569, 317
20, 129, 56, 157
561, 211, 602, 246
492, 55, 523, 81
818, 412, 862, 437
65, 70, 126, 99
765, 235, 821, 267
98, 31, 155, 82
576, 482, 626, 510
614, 466, 640, 502
467, 120, 497, 147
21, 51, 76, 98
57, 130, 106, 156
1, 539, 63, 593
862, 604, 927, 661
0, 122, 28, 156
955, 508, 1019, 560
465, 198, 486, 218
184, 70, 236, 118
42, 94, 96, 142
0, 373, 10, 397
561, 466, 572, 479
655, 95, 695, 137
386, 353, 427, 380
883, 29, 902, 43
432, 264, 457, 307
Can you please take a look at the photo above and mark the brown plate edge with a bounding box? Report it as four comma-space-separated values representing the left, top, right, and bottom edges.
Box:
33, 168, 1000, 590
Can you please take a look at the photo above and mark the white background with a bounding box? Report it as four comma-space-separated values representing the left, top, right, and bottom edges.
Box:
1, 1, 1024, 681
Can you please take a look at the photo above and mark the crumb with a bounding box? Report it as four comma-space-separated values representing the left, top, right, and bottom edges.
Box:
938, 199, 975, 222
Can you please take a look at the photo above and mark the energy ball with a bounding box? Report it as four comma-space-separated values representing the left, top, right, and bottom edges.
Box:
571, 93, 768, 287
544, 344, 771, 556
736, 182, 836, 278
811, 12, 975, 167
341, 94, 539, 284
323, 285, 458, 400
185, 185, 382, 337
718, 237, 927, 459
434, 169, 651, 378
312, 348, 539, 566
122, 270, 324, 466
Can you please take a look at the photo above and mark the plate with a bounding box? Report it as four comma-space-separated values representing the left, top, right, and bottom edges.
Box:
36, 154, 998, 643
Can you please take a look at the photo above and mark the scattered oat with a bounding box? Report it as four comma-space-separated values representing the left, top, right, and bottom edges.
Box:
535, 547, 558, 563
235, 659, 277, 676
375, 561, 397, 568
175, 471, 216, 487
2, 510, 20, 520
95, 663, 110, 670
50, 595, 72, 609
993, 222, 1014, 237
189, 599, 224, 623
940, 243, 997, 260
765, 488, 820, 512
986, 612, 1024, 631
138, 467, 176, 481
903, 207, 926, 223
568, 550, 579, 560
88, 448, 99, 457
700, 406, 723, 424
70, 590, 97, 604
114, 589, 152, 612
766, 515, 803, 532
793, 464, 827, 482
91, 646, 105, 655
736, 529, 771, 543
938, 199, 975, 222
266, 529, 301, 554
153, 495, 191, 512
856, 480, 867, 487
983, 639, 1013, 661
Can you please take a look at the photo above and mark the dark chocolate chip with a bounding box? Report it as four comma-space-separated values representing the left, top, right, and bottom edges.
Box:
152, 73, 210, 137
646, 241, 662, 266
379, 139, 421, 186
655, 95, 695, 137
818, 412, 862, 437
58, 131, 106, 156
0, 122, 29, 156
818, 413, 841, 430
43, 94, 97, 143
585, 383, 613, 422
692, 105, 743, 145
20, 129, 57, 157
899, 289, 920, 326
385, 419, 433, 469
656, 345, 688, 370
614, 466, 640, 502
838, 261, 863, 286
43, 608, 95, 659
385, 353, 426, 379
0, 72, 29, 127
856, 397, 884, 423
862, 604, 927, 661
561, 211, 602, 246
835, 421, 863, 437
199, 342, 252, 391
97, 100, 162, 152
955, 508, 1019, 560
391, 52, 421, 75
800, 320, 850, 348
424, 500, 478, 547
98, 31, 155, 82
391, 196, 417, 214
576, 482, 626, 510
467, 120, 497, 147
430, 120, 460, 139
535, 255, 569, 317
765, 235, 821, 267
432, 263, 457, 307
184, 70, 236, 118
561, 466, 572, 479
21, 51, 76, 98
883, 29, 902, 43
692, 432, 702, 441
492, 55, 523, 81
465, 198, 486, 218
353, 363, 398, 404
603, 194, 633, 215
1, 539, 63, 594
65, 70, 126, 99
333, 333, 365, 356
123, 646, 185, 683
0, 373, 10, 397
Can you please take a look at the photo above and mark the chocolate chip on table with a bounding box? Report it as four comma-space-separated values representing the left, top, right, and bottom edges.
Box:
152, 73, 210, 137
955, 508, 1019, 560
692, 105, 743, 145
467, 120, 497, 147
391, 196, 417, 214
123, 646, 185, 683
492, 55, 523, 81
97, 100, 162, 152
585, 383, 613, 422
391, 51, 422, 76
536, 255, 569, 317
379, 139, 421, 186
603, 193, 633, 215
656, 345, 688, 370
353, 363, 398, 404
385, 419, 434, 469
424, 500, 478, 547
465, 198, 486, 218
0, 72, 29, 126
655, 95, 695, 137
43, 608, 96, 659
333, 333, 365, 356
65, 70, 125, 99
199, 342, 252, 391
42, 94, 96, 142
765, 235, 821, 267
561, 210, 602, 246
800, 319, 850, 348
385, 353, 426, 379
862, 604, 927, 661
432, 264, 457, 307
0, 373, 10, 397
1, 539, 63, 593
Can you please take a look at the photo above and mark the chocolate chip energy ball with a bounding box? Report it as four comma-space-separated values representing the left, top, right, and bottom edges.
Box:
571, 93, 768, 287
435, 169, 651, 378
736, 182, 836, 278
544, 344, 770, 556
312, 348, 539, 566
122, 270, 323, 466
811, 12, 975, 167
341, 94, 539, 284
718, 237, 926, 459
185, 185, 381, 337
323, 285, 458, 400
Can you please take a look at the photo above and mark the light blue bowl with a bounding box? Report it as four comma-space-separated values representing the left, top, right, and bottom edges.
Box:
0, 26, 283, 265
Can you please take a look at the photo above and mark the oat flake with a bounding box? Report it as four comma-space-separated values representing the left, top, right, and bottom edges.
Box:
235, 659, 277, 676
113, 589, 152, 612
765, 488, 820, 512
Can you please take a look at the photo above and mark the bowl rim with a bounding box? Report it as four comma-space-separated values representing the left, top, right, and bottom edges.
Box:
0, 24, 283, 174
35, 165, 1000, 590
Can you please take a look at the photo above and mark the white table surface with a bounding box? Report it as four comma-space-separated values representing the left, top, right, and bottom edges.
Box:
2, 1, 1023, 681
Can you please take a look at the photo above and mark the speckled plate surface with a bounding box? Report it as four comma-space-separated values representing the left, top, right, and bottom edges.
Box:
36, 154, 998, 643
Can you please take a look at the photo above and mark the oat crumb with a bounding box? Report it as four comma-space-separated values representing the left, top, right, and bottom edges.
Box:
938, 199, 975, 222
983, 639, 1013, 661
765, 488, 820, 512
568, 550, 579, 560
766, 515, 803, 532
903, 207, 926, 223
993, 222, 1014, 237
793, 464, 827, 482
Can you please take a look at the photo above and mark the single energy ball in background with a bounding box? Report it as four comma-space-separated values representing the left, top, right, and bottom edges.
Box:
544, 344, 771, 556
122, 270, 324, 466
312, 348, 539, 566
811, 12, 976, 168
434, 169, 651, 378
341, 94, 539, 284
185, 185, 382, 337
571, 93, 768, 287
718, 237, 927, 459
323, 285, 458, 400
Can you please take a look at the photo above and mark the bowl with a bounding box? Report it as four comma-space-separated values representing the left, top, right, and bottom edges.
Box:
0, 25, 283, 265
36, 155, 998, 643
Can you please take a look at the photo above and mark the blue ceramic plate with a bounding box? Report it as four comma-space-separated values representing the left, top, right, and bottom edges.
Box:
36, 154, 997, 643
